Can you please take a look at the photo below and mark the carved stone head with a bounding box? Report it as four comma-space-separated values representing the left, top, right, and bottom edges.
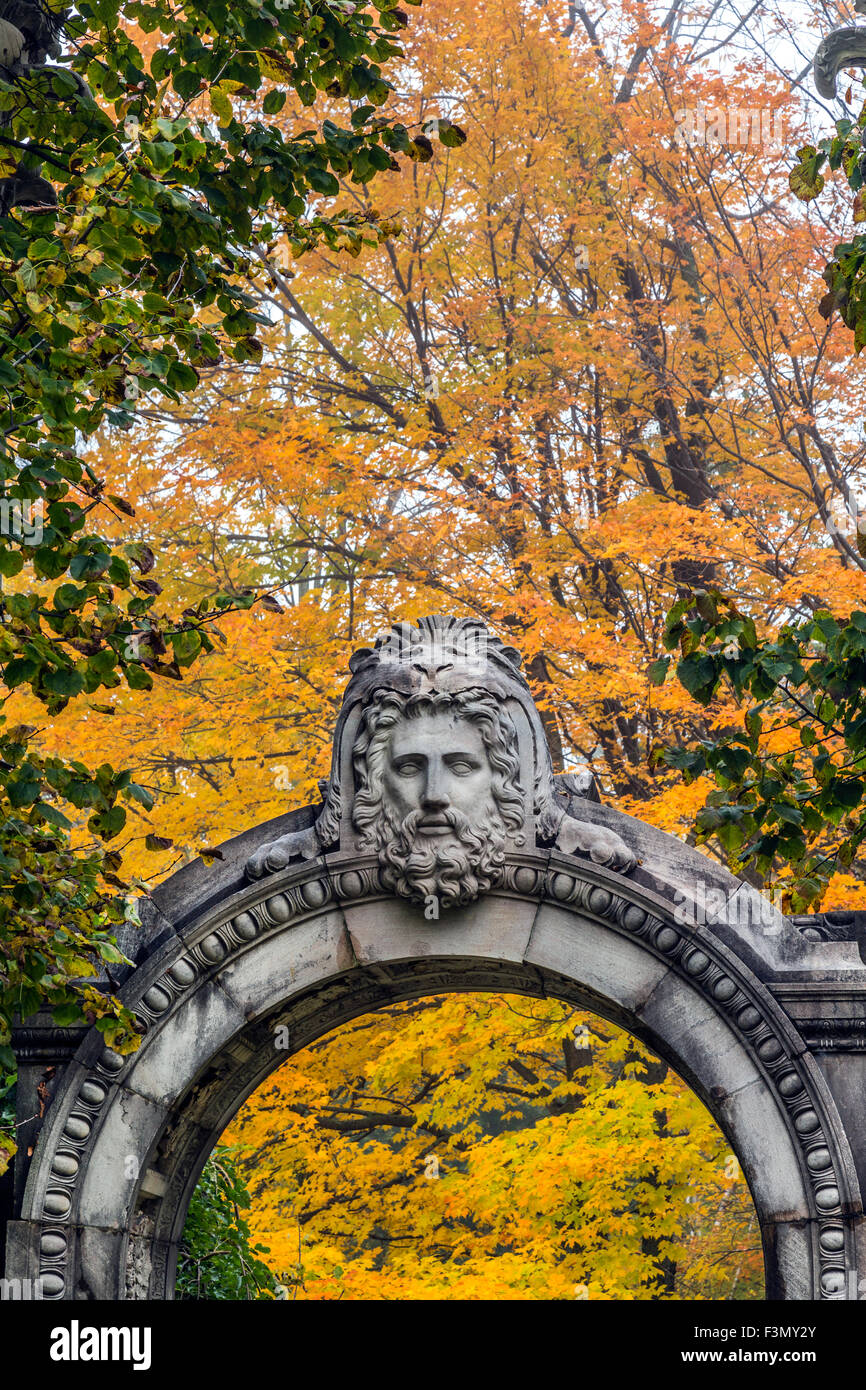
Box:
246, 615, 636, 889
350, 688, 525, 908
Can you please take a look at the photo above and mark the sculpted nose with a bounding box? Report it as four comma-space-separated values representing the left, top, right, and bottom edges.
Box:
422, 762, 449, 810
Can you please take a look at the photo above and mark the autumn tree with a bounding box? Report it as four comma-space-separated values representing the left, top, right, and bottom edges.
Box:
221, 995, 763, 1301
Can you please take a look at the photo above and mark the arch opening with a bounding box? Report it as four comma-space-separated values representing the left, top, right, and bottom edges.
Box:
121, 918, 814, 1305
185, 989, 766, 1301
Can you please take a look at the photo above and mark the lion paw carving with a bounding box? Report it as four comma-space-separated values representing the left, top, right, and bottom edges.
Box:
554, 814, 636, 874
246, 825, 321, 880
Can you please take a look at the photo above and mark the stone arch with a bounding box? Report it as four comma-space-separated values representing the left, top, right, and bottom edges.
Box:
8, 846, 862, 1301
7, 616, 866, 1301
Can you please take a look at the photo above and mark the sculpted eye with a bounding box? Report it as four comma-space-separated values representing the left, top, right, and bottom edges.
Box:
395, 759, 423, 777
448, 759, 479, 775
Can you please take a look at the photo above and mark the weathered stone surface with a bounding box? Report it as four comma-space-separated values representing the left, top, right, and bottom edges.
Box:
811, 1052, 866, 1207
719, 1078, 814, 1222
151, 804, 318, 932
217, 911, 356, 1021
638, 970, 769, 1098
525, 903, 670, 1016
343, 893, 538, 967
762, 1219, 817, 1301
74, 1225, 128, 1301
121, 982, 248, 1109
3, 1220, 41, 1284
75, 1087, 169, 1229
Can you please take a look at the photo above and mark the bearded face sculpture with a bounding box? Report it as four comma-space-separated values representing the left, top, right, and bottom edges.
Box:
244, 615, 636, 892
351, 690, 525, 909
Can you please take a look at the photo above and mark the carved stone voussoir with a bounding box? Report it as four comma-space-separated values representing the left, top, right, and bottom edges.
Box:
245, 615, 635, 903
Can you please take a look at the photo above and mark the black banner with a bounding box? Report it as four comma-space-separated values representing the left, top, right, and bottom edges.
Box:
0, 1298, 857, 1378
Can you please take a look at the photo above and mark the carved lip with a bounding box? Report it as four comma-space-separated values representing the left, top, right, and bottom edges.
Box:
416, 817, 454, 835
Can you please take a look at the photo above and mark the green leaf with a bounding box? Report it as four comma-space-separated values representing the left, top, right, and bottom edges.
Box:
125, 664, 154, 691
789, 146, 826, 201
407, 135, 434, 162
170, 628, 203, 665
263, 89, 286, 115
7, 776, 40, 807
675, 654, 717, 703
36, 802, 72, 829
145, 833, 173, 851
126, 782, 155, 810
0, 548, 24, 577
836, 779, 865, 809
43, 667, 85, 698
305, 165, 340, 196
98, 941, 130, 965
141, 139, 176, 173
52, 1002, 84, 1027
437, 119, 467, 148
209, 86, 233, 125
89, 804, 127, 839
173, 68, 203, 101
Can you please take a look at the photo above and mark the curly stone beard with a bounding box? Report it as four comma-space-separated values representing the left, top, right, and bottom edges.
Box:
375, 802, 508, 909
